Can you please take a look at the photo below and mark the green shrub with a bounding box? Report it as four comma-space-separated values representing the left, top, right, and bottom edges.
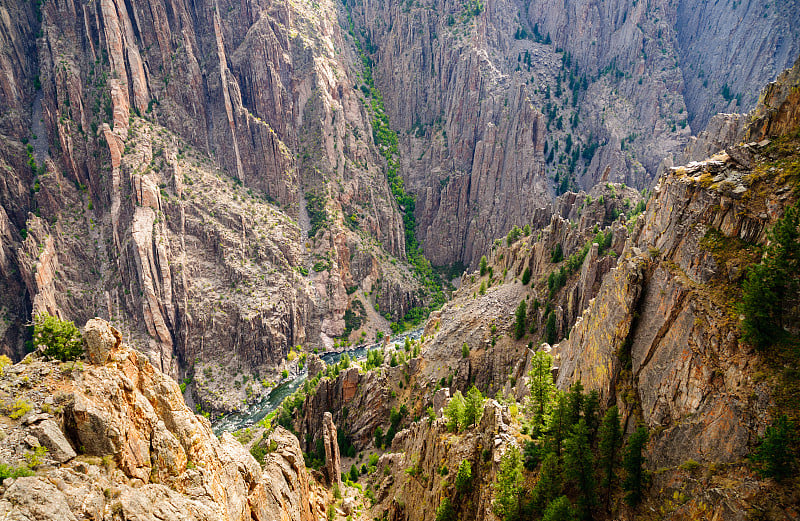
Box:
739, 201, 799, 350
0, 463, 34, 483
750, 414, 795, 480
33, 314, 83, 361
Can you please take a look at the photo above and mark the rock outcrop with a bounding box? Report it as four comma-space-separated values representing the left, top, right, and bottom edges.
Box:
0, 319, 320, 521
322, 411, 342, 489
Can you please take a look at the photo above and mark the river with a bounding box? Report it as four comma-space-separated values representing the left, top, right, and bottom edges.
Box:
211, 327, 424, 434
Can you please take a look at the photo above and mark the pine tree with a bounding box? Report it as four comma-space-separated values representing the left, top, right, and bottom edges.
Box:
522, 266, 532, 285
455, 460, 472, 495
545, 311, 558, 345
444, 391, 466, 432
563, 420, 597, 520
740, 201, 800, 350
542, 496, 575, 521
515, 300, 528, 339
546, 391, 570, 457
597, 406, 622, 511
566, 381, 584, 427
464, 385, 485, 427
583, 390, 600, 443
435, 497, 457, 521
532, 451, 563, 513
480, 255, 489, 276
527, 351, 556, 435
493, 446, 523, 521
750, 414, 795, 480
622, 426, 649, 507
462, 342, 470, 358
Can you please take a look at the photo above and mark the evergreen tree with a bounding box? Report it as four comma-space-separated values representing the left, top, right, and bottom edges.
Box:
566, 381, 584, 427
464, 385, 485, 427
531, 451, 563, 513
527, 351, 556, 435
546, 392, 570, 457
564, 420, 597, 520
551, 243, 564, 263
462, 342, 470, 358
522, 266, 532, 285
542, 496, 575, 521
750, 414, 795, 480
455, 460, 472, 495
480, 255, 489, 276
583, 390, 600, 443
493, 446, 523, 521
740, 201, 800, 350
622, 426, 649, 507
33, 314, 83, 361
435, 497, 457, 521
545, 311, 558, 345
444, 391, 466, 432
597, 406, 622, 511
515, 300, 528, 339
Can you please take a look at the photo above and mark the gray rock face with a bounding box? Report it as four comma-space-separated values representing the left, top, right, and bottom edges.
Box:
29, 419, 76, 464
322, 412, 342, 489
347, 0, 798, 267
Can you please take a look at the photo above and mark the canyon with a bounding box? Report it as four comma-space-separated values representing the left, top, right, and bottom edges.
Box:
0, 0, 798, 518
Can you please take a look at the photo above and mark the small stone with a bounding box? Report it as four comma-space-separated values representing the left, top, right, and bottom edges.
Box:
24, 435, 41, 448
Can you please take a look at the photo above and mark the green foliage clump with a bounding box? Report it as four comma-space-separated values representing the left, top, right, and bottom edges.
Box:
514, 300, 527, 339
521, 266, 532, 285
541, 495, 575, 521
480, 255, 488, 276
33, 314, 83, 361
455, 460, 472, 495
750, 414, 796, 480
493, 446, 523, 520
739, 201, 799, 351
461, 342, 470, 358
463, 386, 484, 427
622, 426, 649, 506
0, 463, 34, 483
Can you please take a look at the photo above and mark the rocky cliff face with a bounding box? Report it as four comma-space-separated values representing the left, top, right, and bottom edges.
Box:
346, 0, 799, 267
0, 318, 323, 520
287, 56, 800, 520
0, 0, 434, 411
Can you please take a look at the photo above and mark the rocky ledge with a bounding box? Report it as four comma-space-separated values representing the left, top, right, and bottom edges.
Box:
0, 318, 322, 521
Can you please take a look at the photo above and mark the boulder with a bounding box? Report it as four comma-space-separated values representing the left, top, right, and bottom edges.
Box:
83, 319, 122, 364
29, 419, 76, 463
